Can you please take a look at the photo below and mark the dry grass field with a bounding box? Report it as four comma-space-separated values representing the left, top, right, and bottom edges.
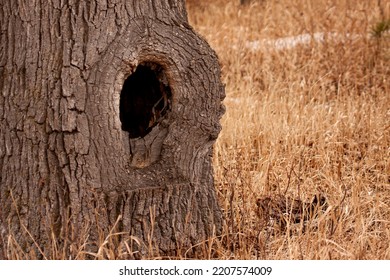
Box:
186, 0, 390, 259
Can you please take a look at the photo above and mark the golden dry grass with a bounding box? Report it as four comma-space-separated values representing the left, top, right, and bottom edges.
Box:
186, 0, 390, 259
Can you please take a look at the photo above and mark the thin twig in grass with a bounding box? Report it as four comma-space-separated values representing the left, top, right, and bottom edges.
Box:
329, 184, 348, 236
147, 205, 156, 258
84, 215, 127, 259
284, 159, 296, 195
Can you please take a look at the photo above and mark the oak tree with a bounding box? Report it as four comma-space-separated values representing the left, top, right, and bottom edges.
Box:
0, 0, 225, 259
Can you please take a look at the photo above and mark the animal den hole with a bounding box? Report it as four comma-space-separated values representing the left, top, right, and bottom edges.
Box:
119, 63, 172, 138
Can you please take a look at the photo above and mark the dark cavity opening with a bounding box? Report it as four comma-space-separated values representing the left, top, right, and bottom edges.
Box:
119, 63, 172, 138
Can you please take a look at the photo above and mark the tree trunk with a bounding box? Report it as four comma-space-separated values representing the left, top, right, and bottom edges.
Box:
0, 0, 225, 259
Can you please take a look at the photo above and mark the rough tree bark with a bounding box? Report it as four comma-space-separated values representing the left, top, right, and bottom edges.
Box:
0, 0, 225, 259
